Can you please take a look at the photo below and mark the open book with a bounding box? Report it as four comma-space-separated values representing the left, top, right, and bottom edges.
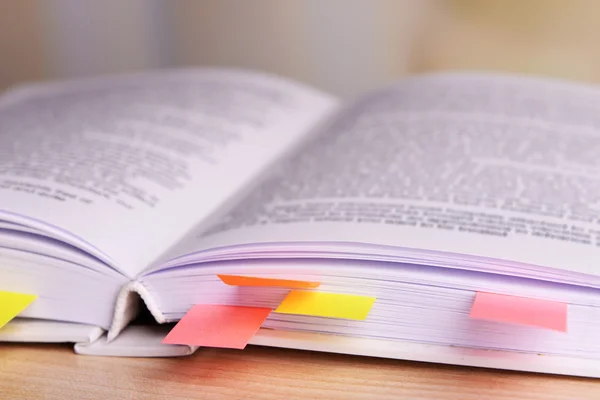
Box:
3, 68, 600, 376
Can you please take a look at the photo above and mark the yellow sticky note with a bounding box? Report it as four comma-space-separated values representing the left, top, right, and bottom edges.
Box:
275, 291, 375, 320
0, 291, 37, 329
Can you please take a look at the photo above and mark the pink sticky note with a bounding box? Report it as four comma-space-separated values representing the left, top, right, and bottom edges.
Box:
470, 292, 567, 332
162, 305, 271, 349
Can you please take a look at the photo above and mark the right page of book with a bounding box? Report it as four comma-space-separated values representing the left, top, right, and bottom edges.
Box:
167, 73, 600, 277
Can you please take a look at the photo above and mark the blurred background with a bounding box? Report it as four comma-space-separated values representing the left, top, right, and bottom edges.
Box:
3, 0, 600, 98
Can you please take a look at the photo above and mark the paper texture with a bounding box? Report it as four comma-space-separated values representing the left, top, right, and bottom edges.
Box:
218, 274, 320, 288
180, 73, 600, 281
0, 69, 337, 278
275, 291, 375, 320
470, 292, 568, 331
162, 305, 271, 349
0, 291, 36, 329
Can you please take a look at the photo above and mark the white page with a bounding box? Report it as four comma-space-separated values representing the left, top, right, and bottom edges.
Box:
167, 73, 600, 277
0, 69, 337, 278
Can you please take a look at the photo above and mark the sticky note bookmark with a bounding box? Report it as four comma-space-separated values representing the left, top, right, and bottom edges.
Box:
275, 291, 375, 320
0, 291, 37, 329
162, 305, 271, 349
470, 292, 567, 332
218, 274, 320, 289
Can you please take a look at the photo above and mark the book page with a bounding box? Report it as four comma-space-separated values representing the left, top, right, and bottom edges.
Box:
168, 73, 600, 276
0, 69, 337, 278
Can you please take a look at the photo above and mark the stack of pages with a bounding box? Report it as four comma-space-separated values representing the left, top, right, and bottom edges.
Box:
2, 68, 600, 376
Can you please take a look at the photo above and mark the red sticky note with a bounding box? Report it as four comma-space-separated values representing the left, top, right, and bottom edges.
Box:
470, 292, 567, 332
162, 305, 271, 349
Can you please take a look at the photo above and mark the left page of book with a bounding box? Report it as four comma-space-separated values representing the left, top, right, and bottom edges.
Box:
0, 68, 338, 278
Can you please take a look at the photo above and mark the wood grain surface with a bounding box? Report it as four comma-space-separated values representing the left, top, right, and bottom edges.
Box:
1, 343, 599, 400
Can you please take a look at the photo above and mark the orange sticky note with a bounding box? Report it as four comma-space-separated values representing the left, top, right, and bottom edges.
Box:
162, 305, 271, 349
470, 292, 567, 332
218, 274, 320, 289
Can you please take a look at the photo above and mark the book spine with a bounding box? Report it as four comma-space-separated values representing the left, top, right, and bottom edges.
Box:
107, 282, 166, 341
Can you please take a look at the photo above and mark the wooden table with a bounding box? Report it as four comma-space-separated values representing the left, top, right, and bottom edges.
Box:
1, 343, 599, 399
